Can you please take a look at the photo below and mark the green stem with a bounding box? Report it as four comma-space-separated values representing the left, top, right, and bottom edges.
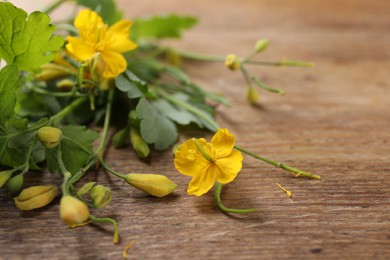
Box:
50, 97, 88, 126
234, 145, 321, 179
158, 89, 220, 132
240, 66, 253, 87
66, 89, 115, 186
95, 89, 114, 155
244, 60, 314, 67
55, 23, 78, 34
29, 86, 86, 97
173, 49, 226, 62
57, 144, 72, 195
98, 158, 127, 179
43, 0, 72, 15
89, 214, 119, 244
214, 182, 257, 214
252, 77, 285, 95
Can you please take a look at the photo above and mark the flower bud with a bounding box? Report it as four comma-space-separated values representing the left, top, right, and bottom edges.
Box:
130, 128, 150, 158
7, 174, 24, 194
89, 52, 106, 82
0, 170, 13, 188
225, 54, 241, 71
36, 126, 62, 149
88, 185, 112, 209
14, 185, 59, 210
35, 63, 71, 81
112, 128, 129, 148
246, 85, 260, 105
254, 39, 269, 53
59, 195, 90, 227
125, 174, 177, 197
56, 79, 75, 90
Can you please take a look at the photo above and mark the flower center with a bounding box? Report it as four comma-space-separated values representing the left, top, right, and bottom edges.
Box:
192, 139, 214, 162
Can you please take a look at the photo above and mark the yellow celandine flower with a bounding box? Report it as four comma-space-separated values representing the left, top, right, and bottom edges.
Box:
174, 128, 243, 196
66, 9, 137, 78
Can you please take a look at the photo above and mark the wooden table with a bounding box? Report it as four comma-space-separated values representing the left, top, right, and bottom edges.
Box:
1, 0, 390, 259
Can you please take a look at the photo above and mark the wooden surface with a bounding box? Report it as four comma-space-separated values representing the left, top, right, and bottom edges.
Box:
1, 0, 390, 259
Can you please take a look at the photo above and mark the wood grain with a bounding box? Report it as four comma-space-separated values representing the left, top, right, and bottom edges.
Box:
1, 0, 390, 259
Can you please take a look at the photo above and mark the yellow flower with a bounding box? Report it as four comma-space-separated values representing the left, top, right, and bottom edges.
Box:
66, 9, 137, 78
174, 128, 243, 196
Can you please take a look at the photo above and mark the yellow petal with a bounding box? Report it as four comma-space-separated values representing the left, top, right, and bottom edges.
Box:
174, 138, 210, 177
187, 165, 216, 196
106, 20, 137, 53
210, 128, 236, 159
215, 149, 243, 184
101, 50, 127, 78
74, 9, 104, 34
66, 37, 96, 61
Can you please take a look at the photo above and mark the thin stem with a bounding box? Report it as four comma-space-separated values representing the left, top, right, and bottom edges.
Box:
50, 97, 88, 125
57, 144, 72, 195
240, 66, 253, 87
244, 60, 314, 67
43, 0, 72, 15
98, 158, 127, 179
214, 182, 257, 214
95, 89, 115, 155
174, 49, 226, 62
29, 86, 86, 97
234, 145, 321, 179
252, 77, 285, 95
89, 215, 119, 244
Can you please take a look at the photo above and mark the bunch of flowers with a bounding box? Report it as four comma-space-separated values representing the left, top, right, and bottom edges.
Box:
0, 0, 319, 244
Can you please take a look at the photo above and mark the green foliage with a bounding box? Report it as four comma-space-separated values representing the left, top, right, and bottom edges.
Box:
115, 70, 147, 99
0, 65, 19, 122
77, 0, 122, 25
0, 2, 64, 71
132, 14, 198, 39
136, 98, 178, 150
46, 126, 99, 174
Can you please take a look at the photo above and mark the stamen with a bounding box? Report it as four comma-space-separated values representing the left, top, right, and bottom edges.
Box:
192, 139, 214, 162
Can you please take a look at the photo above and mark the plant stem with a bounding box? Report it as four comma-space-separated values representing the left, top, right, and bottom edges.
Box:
95, 89, 115, 155
244, 60, 314, 67
43, 0, 72, 15
50, 97, 88, 125
98, 157, 127, 179
173, 49, 226, 62
214, 182, 257, 214
234, 145, 321, 179
89, 214, 119, 244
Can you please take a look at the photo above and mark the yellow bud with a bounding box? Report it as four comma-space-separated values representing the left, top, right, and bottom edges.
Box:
0, 170, 12, 188
166, 50, 182, 67
130, 128, 150, 158
89, 52, 106, 82
125, 174, 177, 197
14, 185, 59, 210
225, 54, 241, 71
59, 195, 90, 226
36, 126, 62, 149
254, 39, 269, 53
56, 79, 75, 90
246, 85, 260, 105
35, 63, 71, 81
88, 185, 112, 209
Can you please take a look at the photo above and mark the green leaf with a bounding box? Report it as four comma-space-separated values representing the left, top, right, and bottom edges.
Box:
115, 70, 146, 99
77, 0, 122, 25
0, 2, 64, 71
136, 98, 178, 150
0, 65, 19, 122
153, 99, 202, 127
133, 14, 198, 39
46, 125, 99, 174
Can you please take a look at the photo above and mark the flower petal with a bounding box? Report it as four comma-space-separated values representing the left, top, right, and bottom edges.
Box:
187, 165, 216, 196
74, 9, 104, 38
66, 37, 96, 61
174, 138, 210, 177
100, 50, 127, 78
106, 20, 137, 53
210, 128, 236, 159
215, 149, 243, 184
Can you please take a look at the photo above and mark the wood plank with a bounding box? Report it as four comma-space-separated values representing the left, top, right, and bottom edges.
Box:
1, 0, 390, 258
